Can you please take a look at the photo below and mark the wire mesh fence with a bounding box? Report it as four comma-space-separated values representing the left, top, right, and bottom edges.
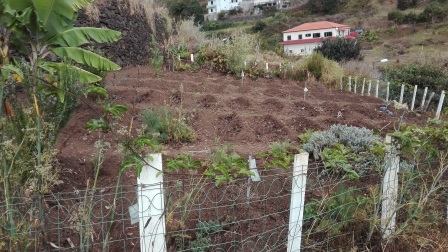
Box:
1, 152, 447, 252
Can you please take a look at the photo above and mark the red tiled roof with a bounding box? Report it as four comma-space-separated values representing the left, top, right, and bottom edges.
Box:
283, 21, 349, 33
280, 36, 356, 45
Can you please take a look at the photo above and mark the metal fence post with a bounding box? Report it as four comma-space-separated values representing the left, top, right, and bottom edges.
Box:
137, 153, 167, 252
381, 136, 399, 239
287, 152, 309, 252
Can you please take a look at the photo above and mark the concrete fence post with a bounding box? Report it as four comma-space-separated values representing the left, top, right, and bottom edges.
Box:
287, 153, 309, 252
348, 76, 352, 92
375, 80, 379, 98
340, 77, 343, 91
411, 85, 417, 111
368, 80, 372, 96
420, 87, 428, 110
190, 53, 194, 62
399, 84, 405, 104
137, 153, 166, 252
381, 136, 400, 240
354, 77, 358, 93
361, 78, 366, 96
435, 90, 446, 119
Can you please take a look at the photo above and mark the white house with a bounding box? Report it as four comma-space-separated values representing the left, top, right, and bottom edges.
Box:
280, 21, 357, 55
205, 0, 290, 21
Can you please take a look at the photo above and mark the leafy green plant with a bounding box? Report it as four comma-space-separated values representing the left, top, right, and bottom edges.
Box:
86, 101, 127, 133
166, 154, 203, 173
320, 143, 361, 180
258, 140, 297, 169
204, 145, 254, 186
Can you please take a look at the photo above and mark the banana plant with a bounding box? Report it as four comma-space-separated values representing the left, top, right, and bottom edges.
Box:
0, 0, 122, 85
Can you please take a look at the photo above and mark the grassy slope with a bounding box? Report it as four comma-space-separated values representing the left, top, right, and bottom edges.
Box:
205, 0, 448, 78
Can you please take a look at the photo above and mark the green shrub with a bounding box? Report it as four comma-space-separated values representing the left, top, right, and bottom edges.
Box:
140, 107, 195, 144
388, 10, 405, 23
302, 124, 380, 160
357, 30, 379, 42
397, 0, 418, 10
306, 53, 325, 80
314, 37, 362, 62
380, 63, 448, 93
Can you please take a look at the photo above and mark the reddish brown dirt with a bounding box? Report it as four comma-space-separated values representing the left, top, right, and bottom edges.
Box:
53, 66, 430, 251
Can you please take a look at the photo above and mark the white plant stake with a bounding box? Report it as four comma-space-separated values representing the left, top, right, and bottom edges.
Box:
304, 87, 308, 100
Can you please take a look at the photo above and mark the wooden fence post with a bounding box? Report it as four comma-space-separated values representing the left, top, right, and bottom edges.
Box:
411, 85, 417, 111
137, 153, 167, 252
399, 84, 405, 104
287, 153, 309, 252
435, 90, 446, 119
381, 136, 399, 240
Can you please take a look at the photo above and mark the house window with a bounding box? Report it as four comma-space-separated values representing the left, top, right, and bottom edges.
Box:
305, 33, 311, 37
313, 33, 320, 38
211, 1, 213, 4
210, 8, 213, 12
298, 34, 302, 39
289, 50, 293, 54
300, 49, 304, 52
287, 35, 291, 40
324, 32, 332, 37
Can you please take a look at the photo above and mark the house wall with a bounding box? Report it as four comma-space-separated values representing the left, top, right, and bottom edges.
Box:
284, 42, 321, 56
207, 0, 241, 14
283, 28, 349, 41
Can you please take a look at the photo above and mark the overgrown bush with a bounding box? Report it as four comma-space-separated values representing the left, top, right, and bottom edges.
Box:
306, 53, 325, 80
357, 30, 379, 42
397, 0, 418, 10
380, 63, 448, 93
314, 38, 362, 62
166, 0, 204, 24
140, 107, 195, 144
308, 0, 342, 14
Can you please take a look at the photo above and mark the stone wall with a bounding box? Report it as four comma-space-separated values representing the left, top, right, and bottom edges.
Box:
76, 0, 168, 67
